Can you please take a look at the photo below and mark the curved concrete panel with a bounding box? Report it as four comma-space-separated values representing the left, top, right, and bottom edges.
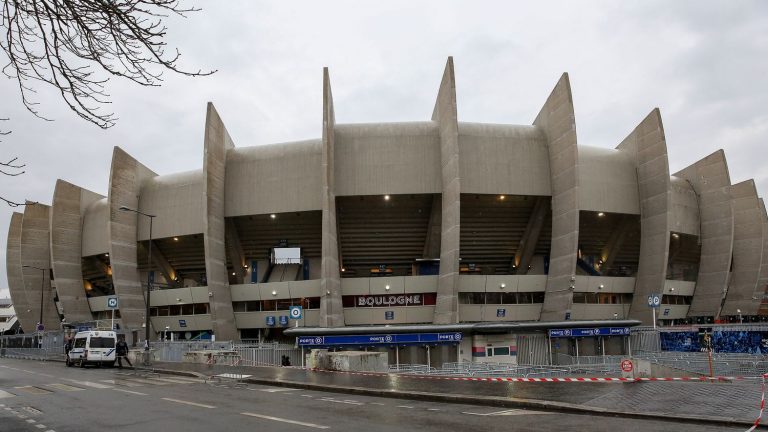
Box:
459, 122, 550, 196
108, 146, 158, 336
722, 180, 765, 316
51, 180, 103, 323
432, 57, 461, 324
82, 198, 109, 256
617, 109, 672, 325
319, 68, 344, 327
6, 212, 35, 332
669, 177, 700, 236
20, 203, 60, 331
138, 170, 204, 240
335, 122, 441, 197
536, 73, 579, 321
578, 145, 639, 215
202, 102, 238, 340
756, 198, 768, 309
674, 150, 734, 317
226, 140, 322, 216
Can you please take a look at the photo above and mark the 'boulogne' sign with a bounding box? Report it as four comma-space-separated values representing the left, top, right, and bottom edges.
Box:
357, 294, 422, 307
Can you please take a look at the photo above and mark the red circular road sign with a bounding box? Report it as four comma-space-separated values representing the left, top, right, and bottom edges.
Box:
621, 360, 634, 372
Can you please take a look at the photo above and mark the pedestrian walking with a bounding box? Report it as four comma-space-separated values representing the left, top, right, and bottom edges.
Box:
116, 336, 132, 369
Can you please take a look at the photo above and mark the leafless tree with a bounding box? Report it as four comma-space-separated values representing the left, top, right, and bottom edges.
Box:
0, 0, 214, 206
1, 0, 214, 129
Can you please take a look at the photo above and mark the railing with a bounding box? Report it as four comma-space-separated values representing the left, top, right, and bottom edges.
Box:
390, 361, 622, 378
0, 331, 66, 361
634, 350, 768, 377
232, 343, 303, 367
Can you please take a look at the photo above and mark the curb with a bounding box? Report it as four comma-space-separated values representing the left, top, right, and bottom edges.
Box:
143, 365, 763, 429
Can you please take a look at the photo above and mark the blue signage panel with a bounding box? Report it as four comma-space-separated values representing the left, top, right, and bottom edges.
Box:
266, 316, 276, 326
548, 327, 631, 338
297, 332, 464, 347
178, 319, 187, 328
289, 306, 303, 320
279, 316, 289, 326
496, 308, 506, 318
385, 311, 394, 320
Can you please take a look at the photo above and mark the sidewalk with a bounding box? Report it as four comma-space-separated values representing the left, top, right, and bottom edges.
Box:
140, 361, 766, 429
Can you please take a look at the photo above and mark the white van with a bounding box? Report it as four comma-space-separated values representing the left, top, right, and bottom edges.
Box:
66, 331, 117, 368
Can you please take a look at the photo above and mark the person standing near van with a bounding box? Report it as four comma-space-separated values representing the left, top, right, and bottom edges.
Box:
116, 336, 132, 369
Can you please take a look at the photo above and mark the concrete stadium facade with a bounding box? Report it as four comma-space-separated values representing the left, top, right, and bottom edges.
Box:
6, 58, 766, 349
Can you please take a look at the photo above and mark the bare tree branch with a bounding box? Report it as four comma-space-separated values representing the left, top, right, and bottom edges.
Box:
0, 0, 215, 129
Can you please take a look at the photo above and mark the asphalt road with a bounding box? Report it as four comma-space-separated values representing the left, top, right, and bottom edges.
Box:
0, 358, 746, 432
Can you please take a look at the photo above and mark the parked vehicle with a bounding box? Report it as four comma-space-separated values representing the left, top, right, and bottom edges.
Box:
66, 331, 117, 368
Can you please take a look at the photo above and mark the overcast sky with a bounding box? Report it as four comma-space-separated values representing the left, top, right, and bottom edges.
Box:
1, 0, 766, 299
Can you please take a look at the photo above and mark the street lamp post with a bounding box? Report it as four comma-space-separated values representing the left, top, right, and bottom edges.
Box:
118, 206, 156, 357
22, 265, 47, 332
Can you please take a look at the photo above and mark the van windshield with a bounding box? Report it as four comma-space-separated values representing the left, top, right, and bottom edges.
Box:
90, 337, 115, 348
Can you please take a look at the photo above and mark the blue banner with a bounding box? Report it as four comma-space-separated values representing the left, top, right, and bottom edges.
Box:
297, 332, 463, 347
266, 316, 275, 326
279, 316, 289, 326
548, 327, 631, 338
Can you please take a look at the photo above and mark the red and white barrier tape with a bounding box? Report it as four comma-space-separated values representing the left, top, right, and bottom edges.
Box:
310, 368, 754, 383
745, 373, 768, 432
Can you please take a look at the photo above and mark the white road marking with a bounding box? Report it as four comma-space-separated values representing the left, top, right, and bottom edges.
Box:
113, 388, 148, 396
148, 377, 197, 384
258, 388, 298, 393
300, 394, 313, 398
100, 379, 145, 387
215, 373, 252, 379
427, 408, 441, 411
63, 380, 112, 389
0, 390, 15, 399
370, 402, 385, 406
241, 412, 329, 429
161, 398, 216, 409
319, 397, 363, 405
462, 409, 551, 416
26, 419, 36, 423
35, 424, 46, 429
397, 405, 414, 409
123, 378, 170, 386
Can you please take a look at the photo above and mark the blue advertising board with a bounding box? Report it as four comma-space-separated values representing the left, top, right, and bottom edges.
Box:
548, 327, 631, 338
385, 311, 394, 320
266, 316, 276, 326
178, 319, 187, 328
496, 308, 506, 318
297, 332, 463, 347
279, 316, 289, 326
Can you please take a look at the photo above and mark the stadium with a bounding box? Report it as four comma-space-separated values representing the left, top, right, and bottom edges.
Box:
5, 58, 767, 366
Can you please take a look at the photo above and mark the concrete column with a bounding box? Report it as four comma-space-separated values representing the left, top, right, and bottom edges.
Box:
432, 57, 461, 325
225, 218, 246, 285
422, 195, 442, 259
202, 102, 239, 340
319, 67, 343, 327
535, 73, 579, 321
617, 109, 672, 325
674, 150, 734, 318
721, 180, 764, 316
514, 196, 549, 274
108, 146, 158, 335
20, 203, 60, 331
51, 180, 103, 324
6, 212, 35, 332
